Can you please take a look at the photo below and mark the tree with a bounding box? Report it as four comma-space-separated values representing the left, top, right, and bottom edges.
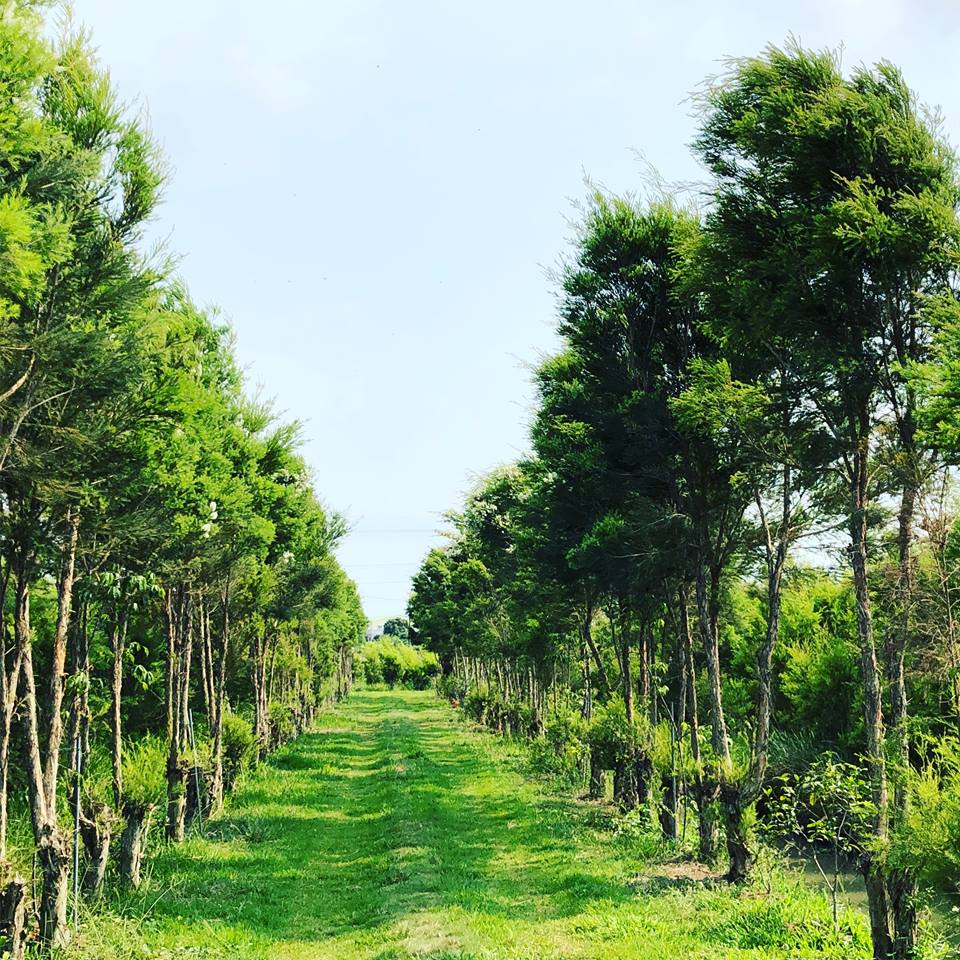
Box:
695, 42, 960, 956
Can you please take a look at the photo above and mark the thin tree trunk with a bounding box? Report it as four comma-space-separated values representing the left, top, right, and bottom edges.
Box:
110, 614, 128, 809
0, 648, 22, 864
165, 587, 192, 842
682, 582, 718, 862
695, 560, 730, 763
79, 803, 116, 897
43, 511, 80, 816
850, 422, 892, 960
887, 470, 917, 958
210, 571, 231, 810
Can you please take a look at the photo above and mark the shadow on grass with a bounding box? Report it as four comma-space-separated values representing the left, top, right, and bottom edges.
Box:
113, 690, 641, 949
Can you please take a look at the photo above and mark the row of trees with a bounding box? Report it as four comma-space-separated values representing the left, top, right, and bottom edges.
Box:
0, 5, 364, 955
410, 43, 960, 960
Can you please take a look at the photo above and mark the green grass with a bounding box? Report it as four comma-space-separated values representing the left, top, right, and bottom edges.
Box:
66, 689, 876, 959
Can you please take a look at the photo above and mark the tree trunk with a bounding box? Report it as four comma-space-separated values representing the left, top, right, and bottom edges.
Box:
209, 578, 230, 811
251, 628, 270, 757
0, 874, 27, 960
37, 825, 70, 947
110, 614, 127, 809
863, 859, 893, 960
888, 867, 917, 960
887, 478, 918, 958
68, 602, 90, 810
635, 752, 653, 806
79, 803, 115, 897
721, 783, 753, 882
616, 607, 639, 811
16, 546, 72, 948
659, 773, 678, 840
694, 784, 719, 863
165, 586, 192, 842
849, 430, 891, 959
589, 753, 604, 799
681, 582, 716, 862
0, 650, 22, 864
43, 511, 80, 817
120, 802, 154, 888
695, 561, 730, 763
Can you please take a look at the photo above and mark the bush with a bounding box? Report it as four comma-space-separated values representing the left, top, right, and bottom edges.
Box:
529, 710, 588, 784
268, 702, 295, 747
437, 673, 467, 703
358, 637, 440, 689
894, 736, 960, 894
77, 747, 114, 808
463, 688, 491, 722
221, 712, 257, 789
405, 653, 440, 689
587, 697, 646, 768
121, 736, 167, 807
358, 648, 384, 684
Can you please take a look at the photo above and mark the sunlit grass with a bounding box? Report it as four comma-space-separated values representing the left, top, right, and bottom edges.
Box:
64, 689, 882, 959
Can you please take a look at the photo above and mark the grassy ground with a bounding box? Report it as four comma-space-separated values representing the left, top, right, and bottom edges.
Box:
65, 689, 886, 959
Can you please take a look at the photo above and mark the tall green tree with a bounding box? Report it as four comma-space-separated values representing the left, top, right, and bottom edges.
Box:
695, 42, 960, 957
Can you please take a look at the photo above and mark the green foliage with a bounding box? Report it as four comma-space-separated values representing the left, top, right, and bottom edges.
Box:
436, 672, 467, 703
68, 691, 891, 960
706, 897, 870, 955
762, 757, 875, 859
382, 616, 410, 640
586, 697, 650, 768
895, 737, 960, 893
268, 702, 296, 747
221, 712, 257, 790
357, 636, 439, 689
529, 710, 588, 785
121, 737, 167, 808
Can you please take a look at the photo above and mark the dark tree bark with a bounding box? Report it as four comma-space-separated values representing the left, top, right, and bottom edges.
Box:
682, 583, 718, 862
79, 802, 117, 897
120, 802, 155, 888
0, 874, 27, 960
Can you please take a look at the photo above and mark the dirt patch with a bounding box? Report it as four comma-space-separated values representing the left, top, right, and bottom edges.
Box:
628, 860, 721, 894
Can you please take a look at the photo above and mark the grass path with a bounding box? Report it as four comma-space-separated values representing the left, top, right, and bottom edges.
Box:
70, 690, 869, 959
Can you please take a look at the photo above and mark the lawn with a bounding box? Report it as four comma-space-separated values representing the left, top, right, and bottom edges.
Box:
66, 689, 875, 959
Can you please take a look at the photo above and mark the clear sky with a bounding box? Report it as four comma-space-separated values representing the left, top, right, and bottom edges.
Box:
71, 0, 960, 620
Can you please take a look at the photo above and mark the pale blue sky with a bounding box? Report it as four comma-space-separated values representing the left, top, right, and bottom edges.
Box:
72, 0, 960, 620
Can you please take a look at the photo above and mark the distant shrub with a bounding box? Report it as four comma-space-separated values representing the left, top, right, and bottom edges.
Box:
358, 649, 384, 684
463, 689, 491, 722
358, 637, 440, 689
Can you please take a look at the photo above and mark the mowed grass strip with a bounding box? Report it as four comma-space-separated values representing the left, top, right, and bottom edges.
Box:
66, 690, 869, 960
